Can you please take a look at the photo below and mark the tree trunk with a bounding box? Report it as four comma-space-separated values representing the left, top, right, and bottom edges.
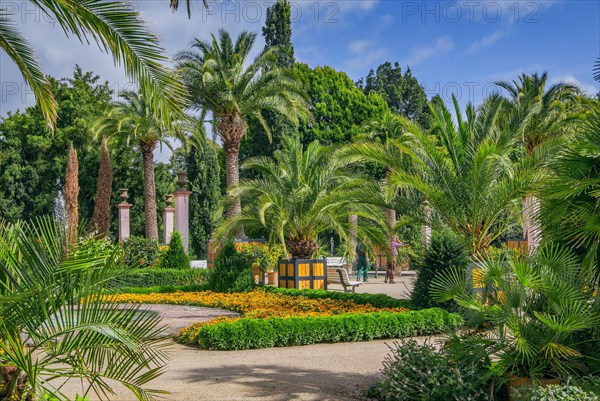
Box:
140, 141, 158, 241
348, 213, 358, 253
92, 136, 113, 238
64, 143, 79, 246
225, 149, 242, 219
522, 194, 542, 253
219, 114, 247, 237
386, 208, 396, 233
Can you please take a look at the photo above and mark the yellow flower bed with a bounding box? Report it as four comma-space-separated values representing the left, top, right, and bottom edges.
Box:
110, 289, 409, 319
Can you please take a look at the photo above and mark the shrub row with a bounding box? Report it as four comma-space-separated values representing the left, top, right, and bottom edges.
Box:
179, 308, 463, 350
113, 268, 209, 288
264, 286, 413, 309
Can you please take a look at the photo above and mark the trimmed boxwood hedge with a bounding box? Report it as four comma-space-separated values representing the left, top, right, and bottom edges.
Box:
264, 287, 413, 309
180, 308, 463, 350
113, 268, 209, 288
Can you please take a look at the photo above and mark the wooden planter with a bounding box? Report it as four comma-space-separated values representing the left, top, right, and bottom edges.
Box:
507, 376, 560, 401
267, 271, 277, 285
278, 258, 327, 290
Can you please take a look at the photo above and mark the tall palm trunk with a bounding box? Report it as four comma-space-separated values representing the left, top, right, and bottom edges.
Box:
140, 141, 158, 240
219, 114, 247, 237
224, 149, 242, 219
523, 194, 542, 253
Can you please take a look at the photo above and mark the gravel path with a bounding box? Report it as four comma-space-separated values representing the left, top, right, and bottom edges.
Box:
63, 339, 432, 401
61, 275, 418, 400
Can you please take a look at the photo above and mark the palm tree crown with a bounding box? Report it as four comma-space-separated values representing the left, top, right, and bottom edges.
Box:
387, 96, 540, 254
176, 29, 308, 220
0, 0, 185, 127
217, 138, 384, 259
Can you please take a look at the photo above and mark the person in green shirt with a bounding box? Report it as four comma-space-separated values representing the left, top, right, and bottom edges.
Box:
356, 242, 369, 282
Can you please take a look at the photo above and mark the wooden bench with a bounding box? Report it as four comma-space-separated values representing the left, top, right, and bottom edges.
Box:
327, 267, 362, 293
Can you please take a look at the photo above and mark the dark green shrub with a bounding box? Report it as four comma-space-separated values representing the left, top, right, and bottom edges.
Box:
117, 284, 207, 294
113, 268, 209, 288
370, 340, 489, 401
206, 242, 254, 292
411, 229, 468, 310
177, 308, 463, 350
159, 231, 189, 270
512, 384, 600, 401
264, 287, 413, 309
121, 236, 160, 268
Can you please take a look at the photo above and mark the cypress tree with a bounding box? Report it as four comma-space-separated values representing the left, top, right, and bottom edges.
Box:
92, 136, 113, 237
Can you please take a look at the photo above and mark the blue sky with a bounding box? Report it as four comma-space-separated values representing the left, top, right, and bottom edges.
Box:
1, 0, 598, 117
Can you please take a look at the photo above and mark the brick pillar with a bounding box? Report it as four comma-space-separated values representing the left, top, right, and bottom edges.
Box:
174, 172, 192, 253
163, 194, 175, 245
117, 188, 131, 242
422, 200, 432, 248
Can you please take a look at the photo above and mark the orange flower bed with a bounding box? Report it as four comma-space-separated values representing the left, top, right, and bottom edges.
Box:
110, 289, 409, 319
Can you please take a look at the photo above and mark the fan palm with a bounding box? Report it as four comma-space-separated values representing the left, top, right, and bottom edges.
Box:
539, 106, 600, 269
0, 0, 185, 127
0, 218, 169, 401
216, 138, 385, 259
94, 90, 183, 240
430, 243, 600, 380
386, 96, 539, 254
175, 29, 308, 220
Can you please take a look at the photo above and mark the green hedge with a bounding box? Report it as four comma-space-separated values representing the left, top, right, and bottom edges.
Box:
115, 284, 208, 294
113, 268, 209, 288
264, 287, 413, 309
179, 308, 463, 350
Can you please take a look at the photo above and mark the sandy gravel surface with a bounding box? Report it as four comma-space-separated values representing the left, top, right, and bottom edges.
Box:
64, 339, 428, 401
61, 274, 418, 400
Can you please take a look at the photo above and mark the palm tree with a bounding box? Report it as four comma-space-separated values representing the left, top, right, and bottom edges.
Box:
495, 72, 581, 249
95, 90, 182, 240
0, 0, 185, 127
216, 138, 385, 258
386, 96, 539, 254
539, 106, 600, 269
176, 29, 308, 220
0, 218, 168, 400
430, 243, 600, 380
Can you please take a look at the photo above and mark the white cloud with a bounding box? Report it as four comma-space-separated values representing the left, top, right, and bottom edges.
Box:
399, 36, 454, 67
344, 39, 387, 76
550, 75, 598, 96
380, 14, 394, 24
465, 29, 509, 53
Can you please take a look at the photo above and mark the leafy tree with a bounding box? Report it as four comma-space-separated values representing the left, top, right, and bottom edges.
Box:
262, 0, 294, 68
0, 0, 184, 127
359, 62, 431, 128
240, 0, 297, 165
182, 129, 222, 259
207, 242, 254, 293
176, 29, 308, 220
95, 90, 182, 240
0, 68, 111, 224
294, 63, 389, 145
0, 218, 169, 400
217, 138, 386, 258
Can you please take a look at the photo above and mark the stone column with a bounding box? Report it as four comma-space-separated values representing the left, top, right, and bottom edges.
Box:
421, 200, 432, 248
117, 188, 131, 242
174, 172, 192, 253
163, 194, 175, 245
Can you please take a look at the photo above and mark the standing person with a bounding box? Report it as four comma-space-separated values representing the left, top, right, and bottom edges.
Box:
385, 235, 404, 284
356, 242, 369, 282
